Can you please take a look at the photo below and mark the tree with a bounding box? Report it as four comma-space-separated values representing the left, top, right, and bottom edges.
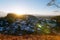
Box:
47, 0, 60, 8
5, 13, 17, 24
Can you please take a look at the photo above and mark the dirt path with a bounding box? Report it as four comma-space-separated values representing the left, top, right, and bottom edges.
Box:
0, 34, 60, 40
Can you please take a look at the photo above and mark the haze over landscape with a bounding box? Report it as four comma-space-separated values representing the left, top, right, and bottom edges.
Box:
0, 0, 60, 17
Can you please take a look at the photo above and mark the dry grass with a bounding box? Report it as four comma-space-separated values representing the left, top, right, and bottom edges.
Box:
0, 34, 60, 40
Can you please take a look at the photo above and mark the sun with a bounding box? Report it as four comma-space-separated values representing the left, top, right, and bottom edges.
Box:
14, 12, 25, 16
15, 13, 21, 15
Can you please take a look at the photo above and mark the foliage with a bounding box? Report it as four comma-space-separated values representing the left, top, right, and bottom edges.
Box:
0, 13, 58, 35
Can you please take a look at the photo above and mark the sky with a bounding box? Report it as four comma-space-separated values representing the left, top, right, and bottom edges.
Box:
0, 0, 60, 17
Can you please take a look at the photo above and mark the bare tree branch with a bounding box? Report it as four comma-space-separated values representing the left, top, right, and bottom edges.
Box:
47, 0, 60, 8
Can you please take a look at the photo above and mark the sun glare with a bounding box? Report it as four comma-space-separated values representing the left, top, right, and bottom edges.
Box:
15, 13, 22, 15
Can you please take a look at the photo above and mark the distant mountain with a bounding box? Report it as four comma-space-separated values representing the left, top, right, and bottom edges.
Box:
0, 11, 60, 17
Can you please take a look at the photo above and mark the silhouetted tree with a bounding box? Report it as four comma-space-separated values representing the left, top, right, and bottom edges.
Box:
47, 0, 60, 8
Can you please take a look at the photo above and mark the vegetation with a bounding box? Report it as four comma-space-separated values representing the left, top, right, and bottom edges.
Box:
0, 13, 59, 35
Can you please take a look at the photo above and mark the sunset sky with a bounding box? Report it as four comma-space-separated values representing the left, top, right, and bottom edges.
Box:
0, 0, 60, 17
